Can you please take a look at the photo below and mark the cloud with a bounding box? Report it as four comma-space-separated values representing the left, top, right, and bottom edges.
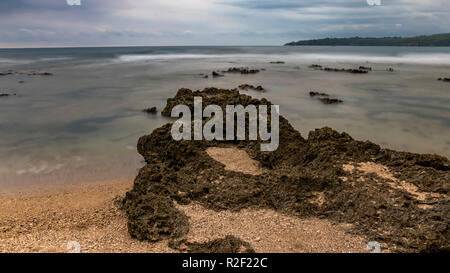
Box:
0, 0, 448, 47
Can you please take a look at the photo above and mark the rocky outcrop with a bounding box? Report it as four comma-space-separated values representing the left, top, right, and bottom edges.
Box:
123, 87, 449, 253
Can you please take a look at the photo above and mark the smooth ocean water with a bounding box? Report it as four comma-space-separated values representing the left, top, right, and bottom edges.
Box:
0, 46, 449, 190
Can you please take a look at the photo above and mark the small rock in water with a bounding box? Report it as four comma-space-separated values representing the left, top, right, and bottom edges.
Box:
323, 67, 369, 74
386, 67, 394, 72
0, 92, 16, 97
143, 107, 157, 114
270, 61, 285, 64
223, 67, 260, 74
309, 91, 329, 97
238, 84, 265, 91
438, 77, 450, 82
212, 71, 224, 77
319, 97, 343, 104
308, 91, 343, 104
359, 66, 372, 71
309, 64, 323, 69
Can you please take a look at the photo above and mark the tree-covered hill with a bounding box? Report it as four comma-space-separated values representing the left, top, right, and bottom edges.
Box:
285, 33, 450, 46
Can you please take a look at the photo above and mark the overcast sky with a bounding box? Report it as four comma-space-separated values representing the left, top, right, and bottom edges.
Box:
0, 0, 449, 47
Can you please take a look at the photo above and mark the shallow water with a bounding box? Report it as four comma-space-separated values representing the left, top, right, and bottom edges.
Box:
0, 46, 449, 190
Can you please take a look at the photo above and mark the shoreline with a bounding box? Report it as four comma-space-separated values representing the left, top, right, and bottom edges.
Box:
0, 180, 174, 253
0, 179, 375, 253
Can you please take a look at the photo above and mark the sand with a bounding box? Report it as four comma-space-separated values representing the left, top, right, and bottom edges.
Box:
206, 147, 264, 176
0, 181, 172, 253
0, 147, 374, 253
0, 180, 369, 253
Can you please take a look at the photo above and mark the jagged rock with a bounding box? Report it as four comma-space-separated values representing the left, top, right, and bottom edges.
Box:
124, 87, 450, 253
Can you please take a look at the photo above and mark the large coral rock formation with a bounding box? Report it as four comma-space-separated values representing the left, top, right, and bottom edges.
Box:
122, 87, 449, 253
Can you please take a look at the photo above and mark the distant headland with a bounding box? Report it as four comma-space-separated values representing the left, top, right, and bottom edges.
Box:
285, 33, 450, 46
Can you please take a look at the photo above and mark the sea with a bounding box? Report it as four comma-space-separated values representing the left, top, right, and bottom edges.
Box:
0, 46, 449, 190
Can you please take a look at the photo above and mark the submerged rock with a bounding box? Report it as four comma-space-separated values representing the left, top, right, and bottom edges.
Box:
0, 93, 16, 97
238, 84, 265, 91
319, 97, 343, 104
212, 71, 224, 77
359, 66, 372, 71
270, 61, 285, 64
223, 67, 260, 74
123, 87, 450, 253
309, 91, 343, 104
309, 91, 329, 97
323, 67, 369, 74
309, 64, 369, 74
143, 107, 157, 114
309, 64, 323, 69
0, 70, 53, 76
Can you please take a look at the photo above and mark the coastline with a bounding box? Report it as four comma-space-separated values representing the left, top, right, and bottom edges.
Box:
0, 179, 374, 253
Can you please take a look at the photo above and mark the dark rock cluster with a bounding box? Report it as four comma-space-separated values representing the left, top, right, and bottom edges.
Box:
122, 87, 449, 253
0, 70, 53, 76
238, 84, 265, 91
309, 91, 343, 104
